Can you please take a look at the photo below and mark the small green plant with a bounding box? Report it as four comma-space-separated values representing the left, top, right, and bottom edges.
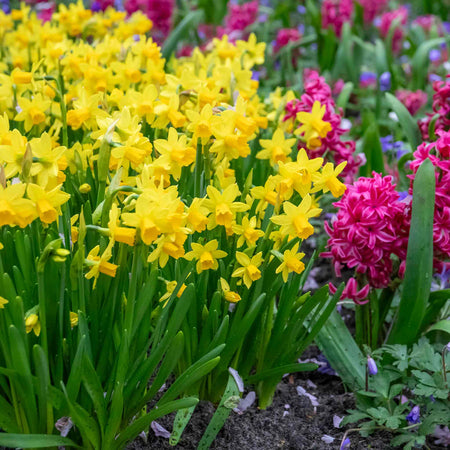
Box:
342, 339, 450, 450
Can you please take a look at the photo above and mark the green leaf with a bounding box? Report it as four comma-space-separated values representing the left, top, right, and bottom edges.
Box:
336, 82, 354, 113
0, 396, 20, 433
169, 403, 197, 446
81, 355, 107, 436
411, 38, 447, 89
197, 374, 241, 450
162, 10, 204, 61
315, 308, 366, 390
113, 397, 199, 449
385, 92, 422, 150
420, 290, 450, 333
426, 320, 450, 335
0, 433, 80, 448
246, 363, 317, 383
388, 159, 435, 344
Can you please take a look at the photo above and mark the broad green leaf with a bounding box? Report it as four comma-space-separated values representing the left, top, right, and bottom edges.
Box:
246, 363, 317, 383
0, 433, 80, 448
426, 320, 450, 336
385, 92, 421, 150
316, 309, 366, 390
197, 374, 241, 450
388, 159, 435, 344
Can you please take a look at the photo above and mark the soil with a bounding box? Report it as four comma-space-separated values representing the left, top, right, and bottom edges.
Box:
127, 354, 396, 450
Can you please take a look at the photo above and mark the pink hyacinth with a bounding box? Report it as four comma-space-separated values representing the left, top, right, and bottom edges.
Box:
378, 6, 408, 54
225, 0, 258, 32
419, 76, 450, 141
412, 15, 443, 35
356, 0, 388, 24
321, 0, 354, 38
273, 28, 302, 53
322, 173, 409, 290
284, 69, 362, 183
396, 89, 428, 116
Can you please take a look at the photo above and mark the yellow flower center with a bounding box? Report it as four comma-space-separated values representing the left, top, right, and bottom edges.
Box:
246, 264, 261, 281
139, 217, 159, 244
29, 106, 46, 125
36, 199, 57, 224
199, 251, 214, 270
286, 256, 305, 274
0, 199, 16, 226
244, 227, 260, 244
325, 177, 346, 197
293, 214, 313, 239
215, 203, 233, 227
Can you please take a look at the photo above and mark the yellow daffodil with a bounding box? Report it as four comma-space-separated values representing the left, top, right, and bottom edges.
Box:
232, 216, 264, 248
271, 195, 322, 240
219, 278, 241, 303
275, 242, 305, 282
184, 239, 227, 273
311, 162, 347, 197
25, 313, 41, 336
295, 101, 332, 149
232, 251, 263, 289
70, 312, 79, 328
257, 128, 296, 165
0, 296, 8, 308
203, 184, 249, 230
27, 183, 70, 224
85, 240, 118, 288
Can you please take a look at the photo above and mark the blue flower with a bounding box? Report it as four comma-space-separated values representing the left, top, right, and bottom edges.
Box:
340, 437, 351, 450
380, 135, 394, 153
367, 356, 378, 375
406, 405, 420, 424
379, 72, 391, 91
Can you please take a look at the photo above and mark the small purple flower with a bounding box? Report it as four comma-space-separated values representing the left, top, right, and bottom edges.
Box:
367, 356, 378, 375
251, 71, 261, 81
443, 22, 450, 34
360, 71, 377, 87
340, 437, 351, 450
297, 5, 306, 14
91, 0, 102, 12
379, 72, 391, 91
380, 135, 394, 152
429, 74, 442, 82
429, 49, 441, 62
406, 405, 420, 424
398, 191, 409, 202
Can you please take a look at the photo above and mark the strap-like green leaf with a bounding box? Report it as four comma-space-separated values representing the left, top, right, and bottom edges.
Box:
388, 159, 435, 344
385, 92, 421, 150
0, 433, 80, 448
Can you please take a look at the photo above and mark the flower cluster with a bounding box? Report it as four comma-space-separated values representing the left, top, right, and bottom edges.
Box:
222, 0, 259, 38
0, 4, 347, 304
396, 89, 428, 116
323, 173, 410, 294
356, 0, 388, 24
419, 76, 450, 140
283, 69, 362, 183
273, 28, 302, 53
378, 6, 408, 54
321, 0, 354, 38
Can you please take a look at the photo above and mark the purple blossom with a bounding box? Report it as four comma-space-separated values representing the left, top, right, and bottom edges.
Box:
379, 72, 391, 91
406, 405, 420, 424
367, 356, 378, 375
429, 49, 441, 62
340, 437, 351, 449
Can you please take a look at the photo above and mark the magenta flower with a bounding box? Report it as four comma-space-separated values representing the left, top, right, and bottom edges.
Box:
396, 89, 428, 116
355, 0, 388, 24
321, 0, 354, 38
323, 173, 409, 290
329, 278, 370, 304
378, 6, 408, 54
273, 28, 302, 53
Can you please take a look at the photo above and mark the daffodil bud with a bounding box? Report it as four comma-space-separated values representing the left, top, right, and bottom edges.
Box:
51, 248, 71, 263
79, 183, 91, 194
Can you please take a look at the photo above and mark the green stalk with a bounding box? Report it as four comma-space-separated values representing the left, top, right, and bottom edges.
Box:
57, 60, 68, 148
36, 269, 48, 358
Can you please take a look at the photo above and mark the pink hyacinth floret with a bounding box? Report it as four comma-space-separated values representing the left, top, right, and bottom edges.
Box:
378, 6, 408, 53
273, 28, 302, 53
329, 278, 370, 304
396, 89, 428, 116
321, 0, 354, 38
419, 76, 450, 141
356, 0, 388, 24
